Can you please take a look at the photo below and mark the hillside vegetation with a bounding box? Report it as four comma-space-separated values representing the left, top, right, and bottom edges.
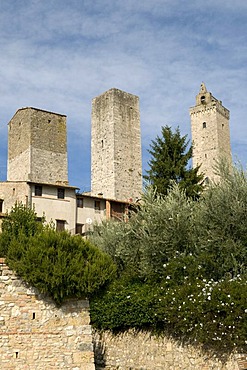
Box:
90, 163, 247, 354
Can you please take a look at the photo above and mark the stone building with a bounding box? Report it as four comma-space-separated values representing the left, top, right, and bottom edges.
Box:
0, 88, 140, 233
7, 108, 68, 185
91, 88, 142, 201
190, 83, 232, 183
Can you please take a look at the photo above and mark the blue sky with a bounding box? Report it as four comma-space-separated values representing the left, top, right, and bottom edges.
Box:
0, 0, 246, 191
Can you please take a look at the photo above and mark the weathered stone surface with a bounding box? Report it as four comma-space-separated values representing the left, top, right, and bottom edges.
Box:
93, 330, 246, 370
7, 107, 68, 184
0, 263, 95, 369
91, 88, 142, 201
190, 83, 232, 183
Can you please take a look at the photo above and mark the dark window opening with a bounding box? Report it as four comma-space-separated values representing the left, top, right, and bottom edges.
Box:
101, 140, 104, 148
203, 122, 206, 128
32, 312, 36, 320
77, 198, 83, 208
57, 188, 65, 199
35, 185, 42, 196
56, 220, 65, 232
94, 200, 101, 212
15, 352, 19, 359
76, 223, 84, 235
201, 96, 206, 104
0, 200, 3, 213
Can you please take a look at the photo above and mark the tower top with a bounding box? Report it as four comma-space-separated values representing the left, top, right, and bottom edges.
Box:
200, 82, 207, 94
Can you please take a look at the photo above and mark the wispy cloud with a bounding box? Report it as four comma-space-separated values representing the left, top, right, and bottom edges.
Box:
0, 1, 246, 186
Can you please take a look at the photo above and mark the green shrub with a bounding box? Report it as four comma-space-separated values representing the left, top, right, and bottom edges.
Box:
6, 228, 117, 304
90, 273, 247, 354
0, 202, 44, 257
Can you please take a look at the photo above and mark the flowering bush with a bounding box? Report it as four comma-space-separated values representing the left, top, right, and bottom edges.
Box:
90, 164, 247, 355
91, 271, 247, 354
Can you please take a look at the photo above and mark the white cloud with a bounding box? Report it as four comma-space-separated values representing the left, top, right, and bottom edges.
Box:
0, 0, 246, 186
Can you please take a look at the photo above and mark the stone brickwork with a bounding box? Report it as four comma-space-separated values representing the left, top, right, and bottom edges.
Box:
190, 83, 232, 183
93, 330, 246, 370
0, 261, 95, 370
8, 108, 68, 185
91, 88, 142, 201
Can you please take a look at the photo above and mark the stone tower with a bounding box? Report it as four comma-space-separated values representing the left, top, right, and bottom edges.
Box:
7, 107, 68, 184
91, 88, 142, 201
189, 83, 232, 183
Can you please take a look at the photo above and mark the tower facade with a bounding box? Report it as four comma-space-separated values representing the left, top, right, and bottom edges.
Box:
91, 88, 142, 201
7, 107, 68, 184
189, 83, 232, 182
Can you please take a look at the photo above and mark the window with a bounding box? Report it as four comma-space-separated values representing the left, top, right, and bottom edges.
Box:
94, 200, 101, 212
76, 223, 84, 235
56, 220, 65, 232
57, 188, 65, 199
201, 96, 206, 104
77, 198, 83, 208
0, 200, 3, 213
203, 122, 207, 128
35, 185, 42, 196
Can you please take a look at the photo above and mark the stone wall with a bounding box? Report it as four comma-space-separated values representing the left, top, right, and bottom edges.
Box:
190, 84, 232, 183
8, 107, 68, 184
93, 330, 246, 370
91, 88, 142, 201
0, 261, 95, 370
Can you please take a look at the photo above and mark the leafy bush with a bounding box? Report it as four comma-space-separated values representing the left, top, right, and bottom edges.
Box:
90, 163, 247, 354
6, 229, 116, 304
90, 272, 247, 354
0, 202, 44, 256
1, 203, 116, 305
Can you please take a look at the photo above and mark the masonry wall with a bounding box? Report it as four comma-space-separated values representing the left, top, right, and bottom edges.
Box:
8, 108, 68, 185
0, 262, 95, 370
91, 88, 142, 201
93, 330, 246, 370
190, 86, 232, 183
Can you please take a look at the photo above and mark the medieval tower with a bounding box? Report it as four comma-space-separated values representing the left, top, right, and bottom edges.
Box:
91, 88, 142, 201
189, 83, 232, 182
7, 108, 68, 184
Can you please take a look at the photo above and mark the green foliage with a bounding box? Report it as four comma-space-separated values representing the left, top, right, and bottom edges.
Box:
91, 185, 196, 278
6, 229, 116, 305
90, 164, 247, 354
0, 202, 44, 257
1, 203, 116, 305
145, 125, 203, 198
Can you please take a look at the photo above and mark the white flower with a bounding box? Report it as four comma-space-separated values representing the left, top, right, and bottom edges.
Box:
166, 276, 171, 280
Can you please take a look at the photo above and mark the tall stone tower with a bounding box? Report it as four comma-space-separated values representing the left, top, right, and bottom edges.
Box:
189, 83, 232, 183
7, 107, 68, 184
91, 88, 142, 201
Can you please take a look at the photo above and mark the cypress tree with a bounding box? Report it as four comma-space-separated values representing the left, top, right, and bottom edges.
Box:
145, 125, 203, 198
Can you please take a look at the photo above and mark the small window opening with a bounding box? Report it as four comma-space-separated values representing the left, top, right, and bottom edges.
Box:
201, 96, 206, 104
76, 223, 84, 235
0, 200, 3, 213
222, 123, 224, 128
15, 352, 19, 359
56, 220, 66, 232
101, 140, 104, 148
57, 188, 65, 199
77, 198, 83, 208
205, 153, 207, 158
32, 312, 36, 320
94, 200, 101, 212
203, 122, 207, 128
48, 119, 51, 123
35, 185, 42, 196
